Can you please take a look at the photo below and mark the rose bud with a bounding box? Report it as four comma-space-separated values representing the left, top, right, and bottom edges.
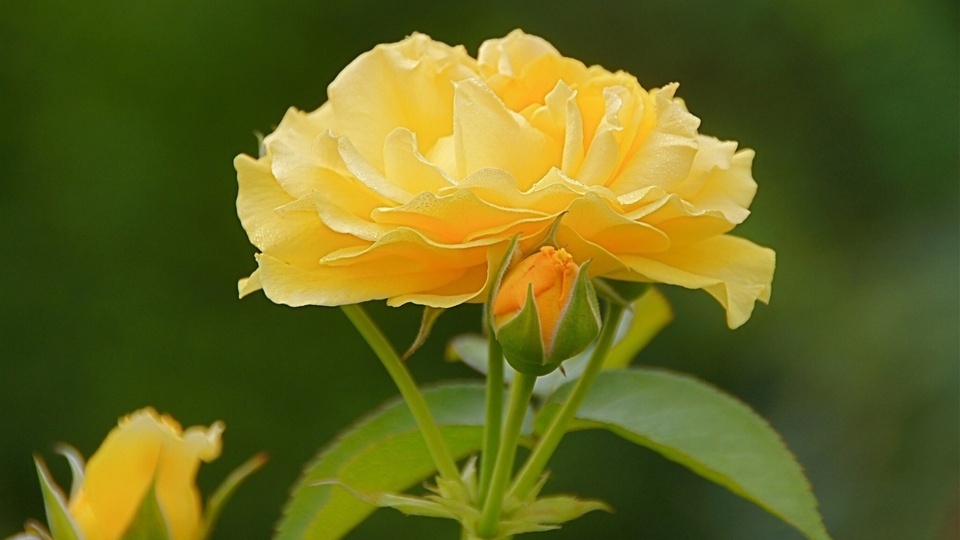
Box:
492, 246, 601, 376
68, 408, 224, 540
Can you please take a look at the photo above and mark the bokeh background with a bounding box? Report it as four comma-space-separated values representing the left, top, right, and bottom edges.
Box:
2, 1, 957, 539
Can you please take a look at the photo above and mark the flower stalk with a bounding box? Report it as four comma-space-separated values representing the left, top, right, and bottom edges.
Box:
340, 304, 461, 483
508, 301, 626, 501
476, 371, 537, 538
477, 332, 505, 506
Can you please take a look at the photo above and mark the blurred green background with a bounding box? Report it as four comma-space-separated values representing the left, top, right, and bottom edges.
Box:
2, 1, 957, 538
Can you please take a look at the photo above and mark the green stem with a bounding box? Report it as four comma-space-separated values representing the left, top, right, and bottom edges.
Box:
476, 372, 536, 538
507, 302, 625, 501
340, 304, 461, 482
477, 333, 504, 506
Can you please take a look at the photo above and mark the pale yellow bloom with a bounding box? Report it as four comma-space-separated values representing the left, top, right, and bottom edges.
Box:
67, 408, 223, 540
237, 30, 774, 327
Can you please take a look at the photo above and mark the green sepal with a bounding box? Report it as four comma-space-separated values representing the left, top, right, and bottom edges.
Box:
320, 480, 609, 539
119, 480, 170, 540
548, 260, 601, 363
33, 456, 82, 540
431, 455, 478, 507
7, 520, 53, 540
199, 453, 267, 540
528, 212, 567, 253
52, 444, 85, 501
254, 130, 266, 158
499, 494, 611, 536
402, 307, 446, 361
497, 283, 552, 376
313, 482, 462, 520
484, 234, 521, 331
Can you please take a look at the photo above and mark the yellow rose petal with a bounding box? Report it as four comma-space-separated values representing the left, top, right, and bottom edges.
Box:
608, 84, 700, 195
264, 105, 347, 199
622, 235, 775, 328
329, 33, 478, 170
453, 78, 558, 189
383, 128, 455, 195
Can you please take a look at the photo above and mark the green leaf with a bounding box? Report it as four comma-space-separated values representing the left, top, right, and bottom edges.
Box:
33, 456, 82, 540
276, 383, 532, 540
537, 369, 831, 540
200, 453, 267, 540
119, 481, 170, 540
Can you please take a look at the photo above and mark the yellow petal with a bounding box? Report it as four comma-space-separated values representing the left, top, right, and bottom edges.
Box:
478, 29, 560, 80
621, 235, 775, 328
382, 128, 455, 194
608, 84, 700, 195
577, 87, 627, 186
336, 134, 415, 204
328, 33, 478, 170
256, 252, 466, 308
549, 81, 586, 175
238, 268, 262, 298
256, 226, 500, 307
235, 154, 328, 265
563, 192, 671, 255
626, 193, 736, 248
386, 261, 489, 308
448, 167, 588, 216
372, 189, 546, 244
553, 225, 630, 277
387, 239, 513, 307
453, 78, 559, 189
154, 422, 223, 540
675, 137, 757, 224
264, 105, 347, 199
478, 30, 568, 112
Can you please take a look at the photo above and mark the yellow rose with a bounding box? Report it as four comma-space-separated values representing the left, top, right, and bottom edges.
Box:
68, 408, 224, 540
237, 29, 774, 328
